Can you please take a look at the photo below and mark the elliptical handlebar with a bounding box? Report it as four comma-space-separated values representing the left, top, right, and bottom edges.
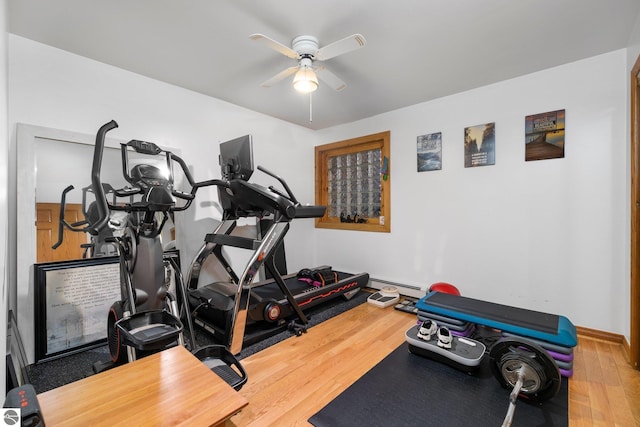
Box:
168, 178, 230, 212
88, 120, 119, 235
52, 185, 88, 249
193, 178, 230, 190
168, 154, 229, 211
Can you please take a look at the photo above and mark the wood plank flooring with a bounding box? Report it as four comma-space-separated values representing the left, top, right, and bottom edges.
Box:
228, 301, 640, 426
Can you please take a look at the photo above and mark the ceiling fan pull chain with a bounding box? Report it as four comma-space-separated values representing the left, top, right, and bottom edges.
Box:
309, 92, 313, 122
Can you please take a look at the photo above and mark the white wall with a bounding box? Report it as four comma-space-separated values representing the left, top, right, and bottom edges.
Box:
6, 33, 633, 362
316, 50, 629, 337
0, 0, 9, 396
628, 11, 640, 70
8, 35, 318, 362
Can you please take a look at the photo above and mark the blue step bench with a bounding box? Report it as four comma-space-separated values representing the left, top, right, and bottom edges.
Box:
415, 292, 578, 348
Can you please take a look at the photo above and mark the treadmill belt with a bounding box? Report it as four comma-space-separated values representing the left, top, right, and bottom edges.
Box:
419, 292, 559, 335
251, 271, 353, 300
251, 277, 305, 300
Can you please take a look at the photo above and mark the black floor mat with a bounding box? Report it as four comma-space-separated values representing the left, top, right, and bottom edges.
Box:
309, 343, 568, 427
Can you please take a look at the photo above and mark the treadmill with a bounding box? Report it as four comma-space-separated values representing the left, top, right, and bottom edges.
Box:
186, 135, 368, 354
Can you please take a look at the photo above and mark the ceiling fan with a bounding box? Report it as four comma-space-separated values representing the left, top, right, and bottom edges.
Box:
249, 33, 367, 93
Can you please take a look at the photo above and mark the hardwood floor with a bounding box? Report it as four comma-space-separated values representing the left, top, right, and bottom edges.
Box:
228, 301, 640, 426
570, 336, 640, 426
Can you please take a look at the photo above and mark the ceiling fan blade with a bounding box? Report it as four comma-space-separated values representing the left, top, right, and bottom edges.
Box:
260, 66, 299, 87
250, 33, 299, 59
315, 34, 366, 61
315, 66, 347, 91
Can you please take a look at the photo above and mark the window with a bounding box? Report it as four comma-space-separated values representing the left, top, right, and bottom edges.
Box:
314, 131, 390, 232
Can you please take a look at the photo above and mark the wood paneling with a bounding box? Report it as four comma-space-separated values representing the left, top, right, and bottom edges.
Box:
36, 202, 86, 262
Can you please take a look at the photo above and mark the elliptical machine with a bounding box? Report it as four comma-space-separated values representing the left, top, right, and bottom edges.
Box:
62, 120, 246, 389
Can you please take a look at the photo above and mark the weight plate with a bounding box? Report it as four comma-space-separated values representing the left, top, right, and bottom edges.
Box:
489, 337, 561, 403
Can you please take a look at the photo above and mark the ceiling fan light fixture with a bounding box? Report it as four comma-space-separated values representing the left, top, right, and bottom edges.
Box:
293, 66, 318, 93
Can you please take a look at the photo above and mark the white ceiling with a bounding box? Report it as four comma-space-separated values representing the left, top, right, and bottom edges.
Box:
8, 0, 640, 130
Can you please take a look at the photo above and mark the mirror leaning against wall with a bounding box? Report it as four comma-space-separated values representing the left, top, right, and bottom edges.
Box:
15, 124, 178, 364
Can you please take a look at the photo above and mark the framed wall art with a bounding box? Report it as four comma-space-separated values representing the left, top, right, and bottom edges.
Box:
525, 109, 565, 161
417, 132, 442, 172
464, 122, 495, 167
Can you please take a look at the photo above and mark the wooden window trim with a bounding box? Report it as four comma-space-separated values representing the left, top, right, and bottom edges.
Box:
314, 131, 390, 232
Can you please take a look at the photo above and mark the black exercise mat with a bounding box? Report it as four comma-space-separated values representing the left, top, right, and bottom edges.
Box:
309, 344, 568, 427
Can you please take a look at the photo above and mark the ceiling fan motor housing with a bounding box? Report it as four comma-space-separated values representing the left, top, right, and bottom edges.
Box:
291, 35, 319, 58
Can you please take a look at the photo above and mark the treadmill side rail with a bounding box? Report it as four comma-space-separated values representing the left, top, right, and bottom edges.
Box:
229, 222, 290, 354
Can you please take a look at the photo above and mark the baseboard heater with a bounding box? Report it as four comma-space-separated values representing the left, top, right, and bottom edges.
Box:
369, 278, 427, 299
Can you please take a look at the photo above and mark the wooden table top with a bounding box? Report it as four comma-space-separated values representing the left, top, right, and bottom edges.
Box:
38, 346, 248, 427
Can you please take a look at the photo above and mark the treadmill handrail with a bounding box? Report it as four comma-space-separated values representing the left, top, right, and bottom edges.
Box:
257, 165, 298, 205
292, 204, 326, 219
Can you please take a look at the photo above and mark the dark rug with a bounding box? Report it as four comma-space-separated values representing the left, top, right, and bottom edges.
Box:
27, 290, 370, 393
309, 344, 568, 427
